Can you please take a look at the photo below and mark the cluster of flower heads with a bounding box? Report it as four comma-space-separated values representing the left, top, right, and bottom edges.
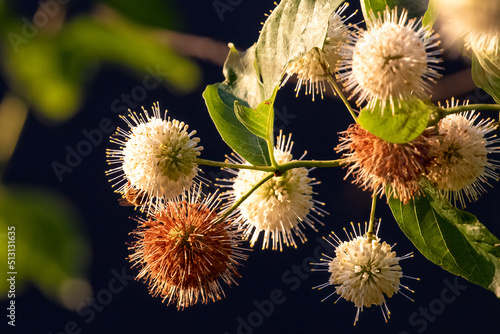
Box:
107, 104, 249, 309
336, 101, 500, 206
282, 5, 500, 206
313, 222, 414, 325
103, 2, 500, 325
105, 102, 418, 319
283, 6, 442, 112
280, 4, 500, 323
106, 105, 326, 308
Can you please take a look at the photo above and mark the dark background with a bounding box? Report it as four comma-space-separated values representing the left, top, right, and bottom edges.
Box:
2, 0, 500, 333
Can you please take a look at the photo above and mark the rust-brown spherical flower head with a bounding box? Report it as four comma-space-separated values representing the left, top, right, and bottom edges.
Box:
129, 188, 247, 309
336, 124, 438, 203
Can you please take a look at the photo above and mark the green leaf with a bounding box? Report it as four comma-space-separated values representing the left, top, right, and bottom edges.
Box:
422, 0, 439, 30
203, 44, 272, 166
0, 188, 91, 308
221, 43, 265, 109
208, 0, 345, 157
388, 179, 500, 297
256, 0, 344, 100
361, 0, 429, 24
361, 0, 395, 19
234, 87, 278, 144
357, 99, 433, 143
203, 84, 271, 166
471, 50, 500, 104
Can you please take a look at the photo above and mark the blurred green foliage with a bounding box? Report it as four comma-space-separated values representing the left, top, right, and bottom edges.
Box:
0, 0, 200, 122
99, 0, 182, 30
0, 0, 200, 309
0, 187, 91, 308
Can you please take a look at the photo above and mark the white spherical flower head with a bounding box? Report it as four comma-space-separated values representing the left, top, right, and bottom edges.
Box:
106, 103, 203, 211
337, 7, 442, 111
281, 3, 351, 101
427, 101, 500, 207
222, 132, 324, 251
313, 222, 414, 325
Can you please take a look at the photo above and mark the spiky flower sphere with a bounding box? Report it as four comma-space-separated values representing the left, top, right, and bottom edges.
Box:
222, 132, 324, 251
426, 102, 500, 207
337, 8, 442, 111
281, 3, 351, 101
336, 124, 438, 203
314, 222, 413, 325
106, 103, 203, 211
129, 188, 247, 309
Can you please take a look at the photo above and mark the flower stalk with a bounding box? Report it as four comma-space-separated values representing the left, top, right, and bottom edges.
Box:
217, 172, 274, 223
441, 103, 500, 115
367, 192, 377, 239
196, 157, 346, 173
327, 75, 357, 122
